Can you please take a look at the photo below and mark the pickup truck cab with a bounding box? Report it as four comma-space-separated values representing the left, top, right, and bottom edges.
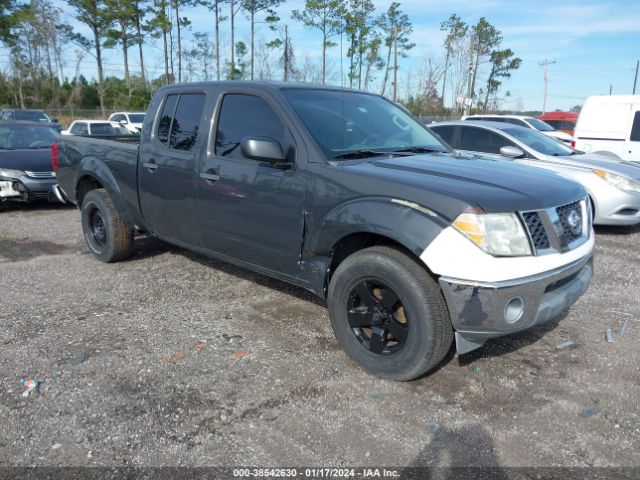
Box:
55, 82, 594, 380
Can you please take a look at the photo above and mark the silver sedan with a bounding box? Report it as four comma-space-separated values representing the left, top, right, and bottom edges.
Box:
430, 121, 640, 226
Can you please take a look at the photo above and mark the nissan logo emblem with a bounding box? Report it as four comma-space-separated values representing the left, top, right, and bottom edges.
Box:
567, 209, 582, 235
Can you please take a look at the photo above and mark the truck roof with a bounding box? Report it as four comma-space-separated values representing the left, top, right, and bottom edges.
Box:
155, 80, 373, 95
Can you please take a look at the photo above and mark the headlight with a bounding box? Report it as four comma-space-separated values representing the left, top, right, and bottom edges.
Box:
453, 212, 532, 257
0, 168, 25, 179
593, 169, 640, 193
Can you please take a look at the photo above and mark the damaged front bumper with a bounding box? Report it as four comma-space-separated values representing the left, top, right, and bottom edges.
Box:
439, 254, 593, 354
0, 175, 58, 202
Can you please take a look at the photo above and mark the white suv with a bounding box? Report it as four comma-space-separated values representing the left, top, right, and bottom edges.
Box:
462, 114, 573, 144
108, 112, 146, 133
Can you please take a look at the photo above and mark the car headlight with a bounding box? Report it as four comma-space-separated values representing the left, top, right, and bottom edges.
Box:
593, 169, 640, 193
453, 212, 532, 257
0, 168, 25, 179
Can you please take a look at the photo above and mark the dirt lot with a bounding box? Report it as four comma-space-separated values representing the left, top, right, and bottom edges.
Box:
1, 202, 639, 472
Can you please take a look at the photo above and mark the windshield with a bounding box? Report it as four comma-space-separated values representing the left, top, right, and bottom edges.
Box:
13, 110, 52, 122
128, 114, 145, 123
282, 89, 448, 159
503, 127, 574, 156
526, 117, 554, 131
0, 125, 58, 149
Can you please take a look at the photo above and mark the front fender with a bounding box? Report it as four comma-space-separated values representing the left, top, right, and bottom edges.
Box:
76, 156, 135, 227
306, 197, 450, 258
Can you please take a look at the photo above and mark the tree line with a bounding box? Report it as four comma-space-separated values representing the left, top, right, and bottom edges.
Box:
0, 0, 522, 116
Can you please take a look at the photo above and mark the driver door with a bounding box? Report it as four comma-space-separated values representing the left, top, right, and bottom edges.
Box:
197, 92, 306, 277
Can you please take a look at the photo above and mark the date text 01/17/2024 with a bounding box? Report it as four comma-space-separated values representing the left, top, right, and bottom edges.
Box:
232, 468, 400, 478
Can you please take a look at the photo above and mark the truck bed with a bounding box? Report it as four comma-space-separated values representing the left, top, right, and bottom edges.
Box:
56, 135, 142, 226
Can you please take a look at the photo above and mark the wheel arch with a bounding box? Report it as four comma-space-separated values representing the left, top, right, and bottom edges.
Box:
302, 197, 448, 297
75, 156, 135, 227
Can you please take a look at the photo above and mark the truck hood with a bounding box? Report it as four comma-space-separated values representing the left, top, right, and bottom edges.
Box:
537, 152, 640, 180
0, 148, 53, 173
342, 152, 586, 216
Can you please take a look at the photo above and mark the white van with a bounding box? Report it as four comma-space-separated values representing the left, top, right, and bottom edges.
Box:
573, 95, 640, 161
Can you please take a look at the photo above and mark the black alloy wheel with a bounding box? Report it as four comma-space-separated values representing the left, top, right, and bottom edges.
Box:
347, 279, 409, 356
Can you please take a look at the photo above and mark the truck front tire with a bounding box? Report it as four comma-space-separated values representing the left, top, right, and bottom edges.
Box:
328, 246, 453, 381
81, 189, 134, 262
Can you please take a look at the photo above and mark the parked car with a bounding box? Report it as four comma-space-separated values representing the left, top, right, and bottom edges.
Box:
0, 108, 62, 131
462, 114, 574, 144
55, 82, 593, 380
573, 95, 640, 162
537, 111, 578, 135
431, 121, 640, 226
0, 121, 61, 203
61, 120, 135, 136
108, 112, 146, 133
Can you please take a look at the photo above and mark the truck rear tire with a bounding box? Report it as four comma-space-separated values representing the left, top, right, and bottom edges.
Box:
327, 246, 453, 381
81, 188, 134, 262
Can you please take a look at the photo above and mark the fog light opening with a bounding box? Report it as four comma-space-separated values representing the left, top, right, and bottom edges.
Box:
504, 297, 524, 324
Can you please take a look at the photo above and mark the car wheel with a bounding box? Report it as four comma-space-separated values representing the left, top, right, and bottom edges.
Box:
327, 246, 453, 381
81, 188, 134, 262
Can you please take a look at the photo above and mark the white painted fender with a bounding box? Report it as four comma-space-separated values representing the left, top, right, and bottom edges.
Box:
420, 226, 594, 284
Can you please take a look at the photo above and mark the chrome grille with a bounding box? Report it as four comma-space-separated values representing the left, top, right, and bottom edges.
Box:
555, 200, 583, 246
520, 198, 589, 255
25, 171, 56, 178
522, 212, 550, 250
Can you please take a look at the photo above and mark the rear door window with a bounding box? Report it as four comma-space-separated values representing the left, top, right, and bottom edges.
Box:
458, 126, 514, 154
431, 126, 456, 147
215, 94, 285, 160
156, 94, 179, 144
169, 93, 206, 151
91, 123, 115, 135
630, 111, 640, 142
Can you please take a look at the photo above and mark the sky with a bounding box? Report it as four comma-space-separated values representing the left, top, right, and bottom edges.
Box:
36, 0, 640, 111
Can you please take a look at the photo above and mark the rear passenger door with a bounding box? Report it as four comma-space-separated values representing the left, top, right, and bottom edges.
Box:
197, 91, 306, 277
138, 91, 208, 246
626, 109, 640, 161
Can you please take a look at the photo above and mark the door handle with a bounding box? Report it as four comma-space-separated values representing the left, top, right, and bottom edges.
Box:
142, 161, 158, 171
200, 171, 220, 182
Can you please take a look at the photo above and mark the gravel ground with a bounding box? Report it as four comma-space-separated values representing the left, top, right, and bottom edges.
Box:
0, 202, 639, 471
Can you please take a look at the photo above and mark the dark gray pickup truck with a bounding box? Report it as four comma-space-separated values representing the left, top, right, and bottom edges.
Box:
55, 82, 594, 380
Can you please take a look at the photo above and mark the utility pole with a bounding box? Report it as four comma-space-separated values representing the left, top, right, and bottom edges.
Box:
633, 60, 639, 95
463, 34, 474, 116
392, 26, 398, 102
283, 25, 289, 82
230, 0, 235, 78
539, 59, 556, 113
609, 84, 613, 95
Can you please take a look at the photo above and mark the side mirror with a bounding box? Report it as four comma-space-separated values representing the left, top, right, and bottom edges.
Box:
500, 146, 526, 158
241, 137, 287, 164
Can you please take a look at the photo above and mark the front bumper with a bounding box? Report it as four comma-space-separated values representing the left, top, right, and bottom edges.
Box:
593, 189, 640, 226
0, 176, 57, 202
439, 254, 593, 354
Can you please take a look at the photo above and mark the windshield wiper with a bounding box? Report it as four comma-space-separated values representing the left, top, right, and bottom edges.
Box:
390, 146, 447, 154
332, 150, 391, 160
